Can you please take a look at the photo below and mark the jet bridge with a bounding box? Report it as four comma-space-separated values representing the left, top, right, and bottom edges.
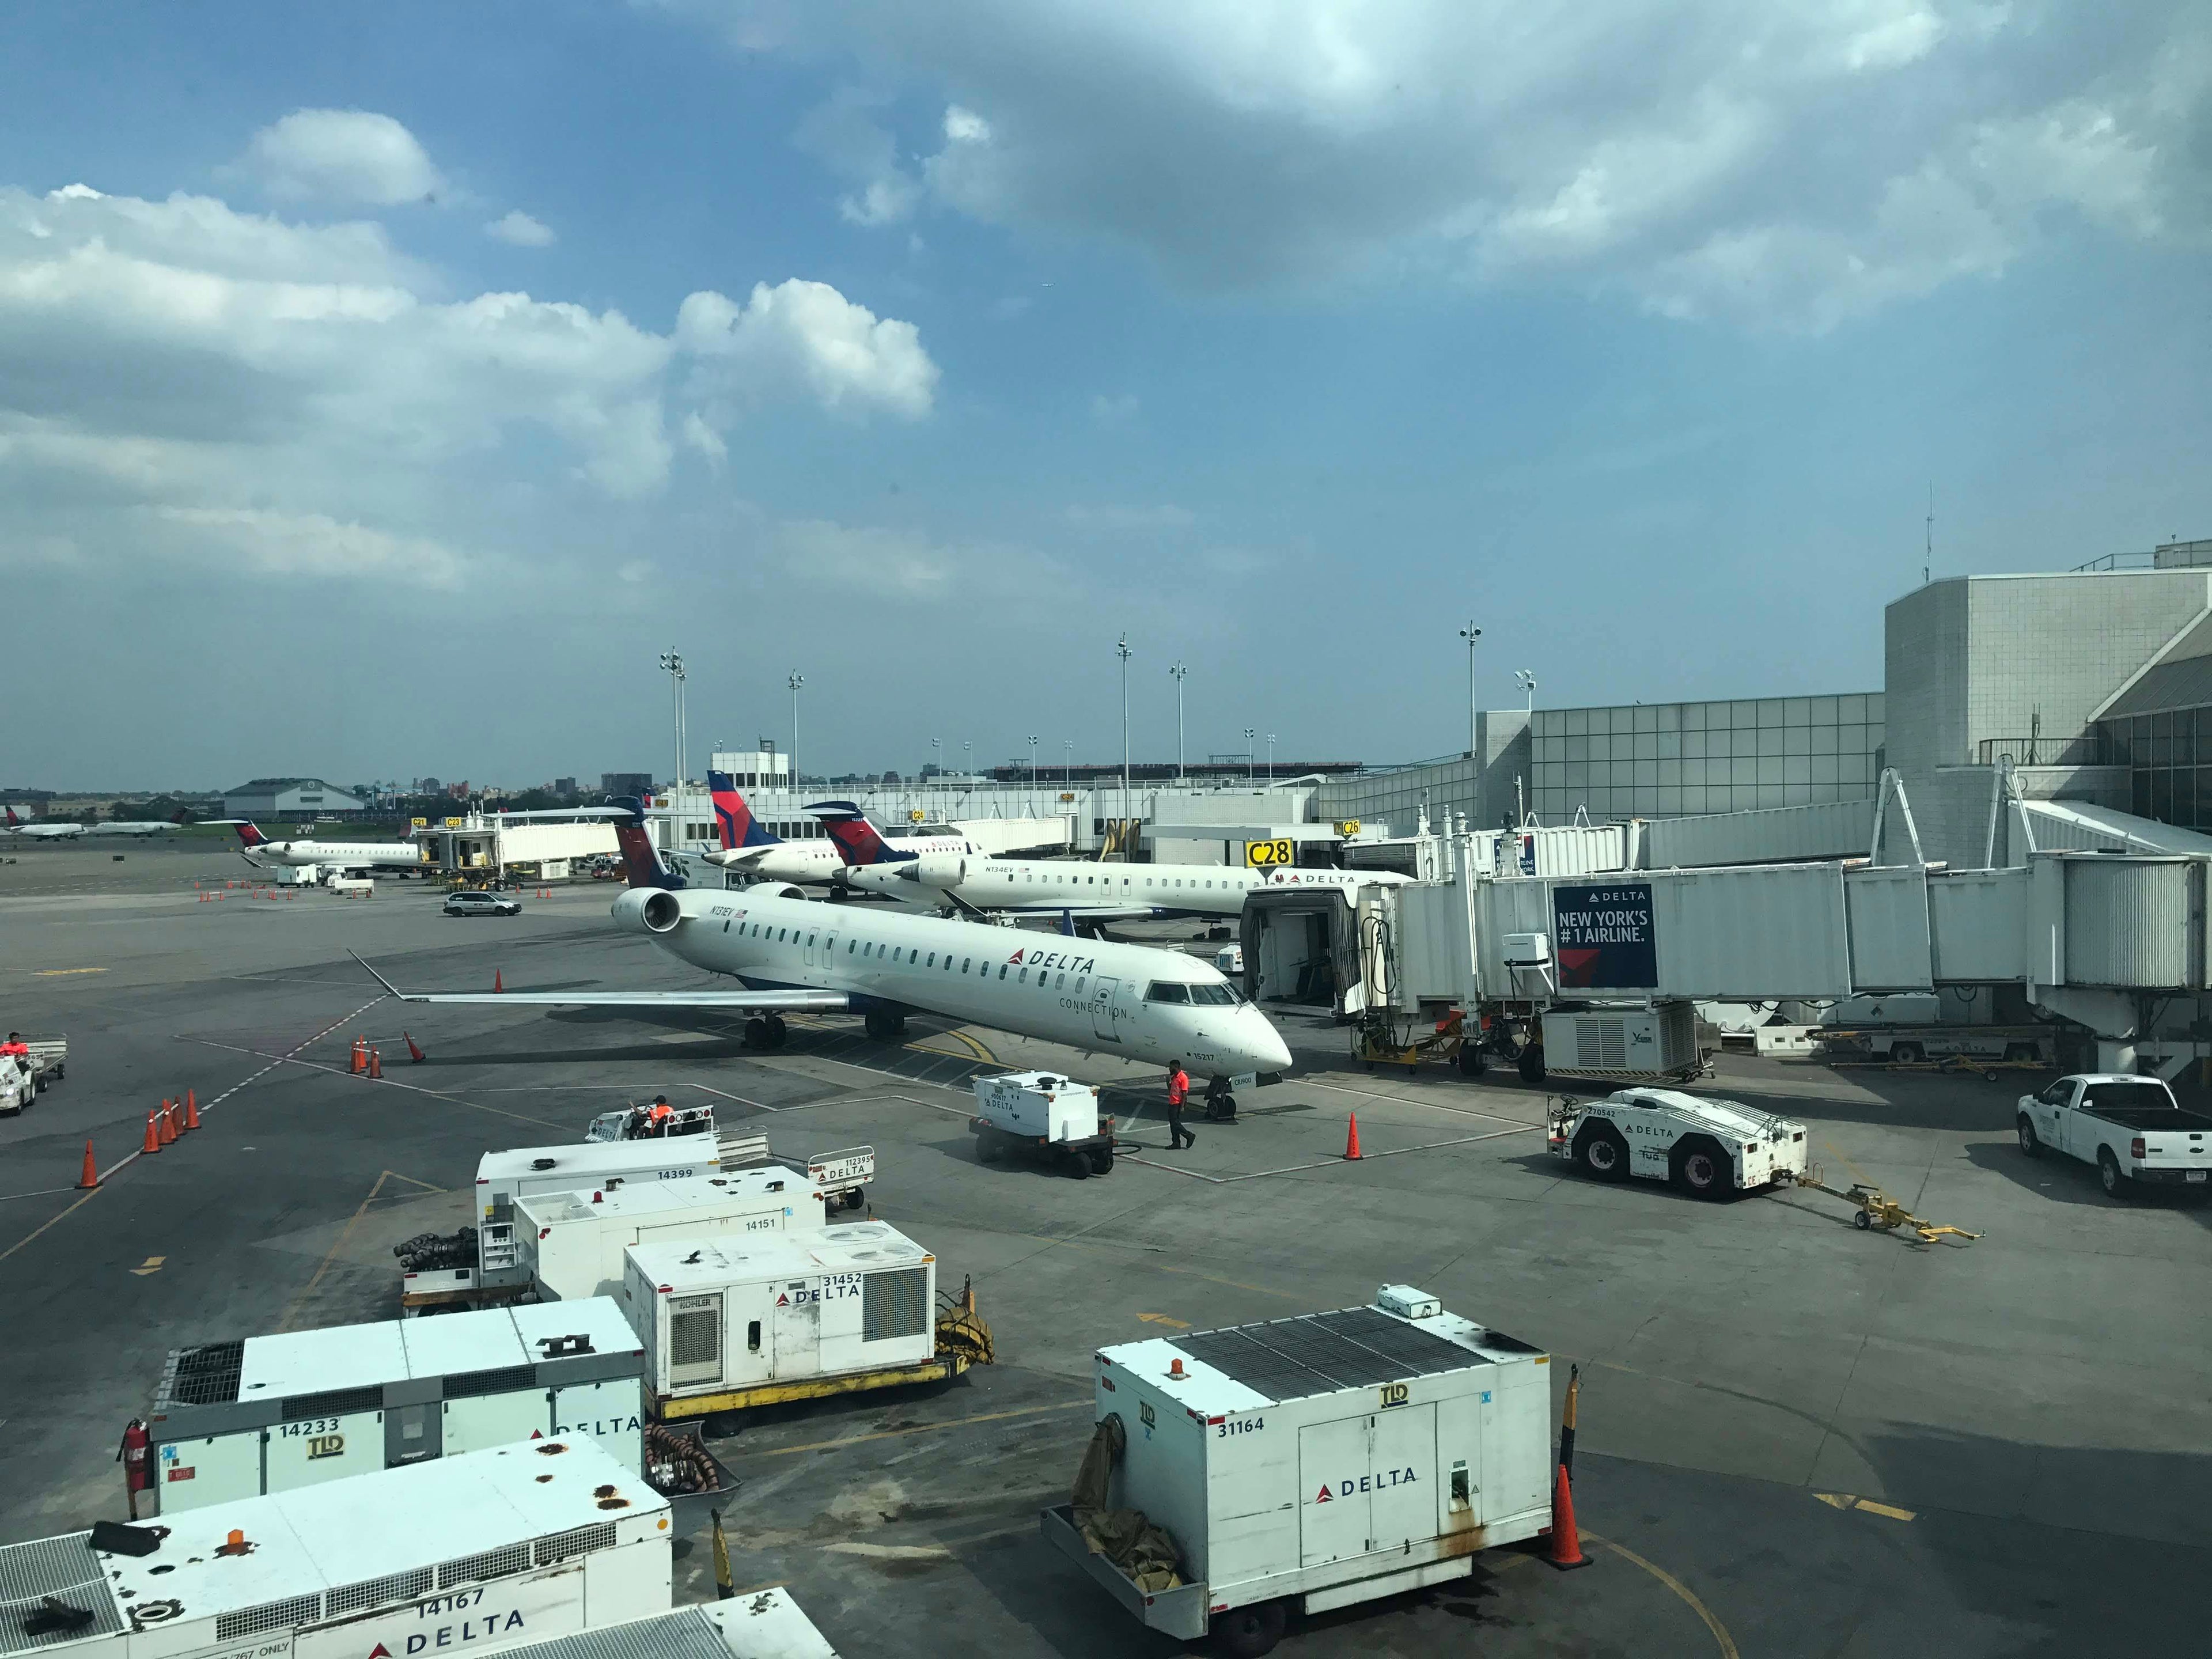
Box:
1244, 851, 2211, 1077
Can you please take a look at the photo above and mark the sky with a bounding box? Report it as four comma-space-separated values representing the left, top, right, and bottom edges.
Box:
3, 1, 2206, 790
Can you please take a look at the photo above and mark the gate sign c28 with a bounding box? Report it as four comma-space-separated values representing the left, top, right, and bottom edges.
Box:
1551, 881, 1657, 989
1245, 838, 1295, 869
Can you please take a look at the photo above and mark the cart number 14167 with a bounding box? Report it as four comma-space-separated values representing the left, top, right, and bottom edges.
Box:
1216, 1418, 1264, 1437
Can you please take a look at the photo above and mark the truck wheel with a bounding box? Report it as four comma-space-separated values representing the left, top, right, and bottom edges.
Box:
1065, 1151, 1092, 1180
1575, 1125, 1630, 1181
2017, 1116, 2042, 1158
975, 1128, 1001, 1164
842, 1187, 866, 1211
2097, 1148, 2130, 1198
2004, 1043, 2036, 1063
1517, 1044, 1546, 1084
1674, 1139, 1733, 1199
1211, 1601, 1286, 1658
1088, 1146, 1114, 1175
1458, 1043, 1487, 1077
1891, 1043, 1925, 1065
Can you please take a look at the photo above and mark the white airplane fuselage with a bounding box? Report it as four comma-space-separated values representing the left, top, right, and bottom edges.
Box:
5, 823, 85, 839
245, 838, 429, 873
709, 832, 978, 885
839, 857, 1417, 917
615, 885, 1293, 1077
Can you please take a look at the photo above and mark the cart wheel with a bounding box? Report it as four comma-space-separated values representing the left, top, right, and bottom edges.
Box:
843, 1187, 866, 1211
1458, 1043, 1487, 1077
1852, 1209, 1872, 1230
1211, 1600, 1287, 1658
1088, 1146, 1114, 1176
1065, 1150, 1092, 1180
1517, 1044, 1546, 1084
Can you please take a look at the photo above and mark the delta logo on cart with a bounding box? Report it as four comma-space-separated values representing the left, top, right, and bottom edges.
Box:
1313, 1468, 1418, 1502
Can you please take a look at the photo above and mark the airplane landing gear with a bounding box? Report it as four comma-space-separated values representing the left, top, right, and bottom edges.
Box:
743, 1014, 789, 1050
865, 1010, 907, 1042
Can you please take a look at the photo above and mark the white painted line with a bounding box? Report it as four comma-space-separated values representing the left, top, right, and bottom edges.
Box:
1298, 1075, 1538, 1128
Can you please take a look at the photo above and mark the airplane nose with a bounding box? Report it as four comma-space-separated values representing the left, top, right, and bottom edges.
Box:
1247, 1010, 1293, 1073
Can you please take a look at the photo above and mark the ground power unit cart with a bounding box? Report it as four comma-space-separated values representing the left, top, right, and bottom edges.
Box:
1043, 1286, 1552, 1657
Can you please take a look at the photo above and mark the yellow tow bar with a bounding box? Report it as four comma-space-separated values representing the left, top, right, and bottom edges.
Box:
1785, 1170, 1982, 1245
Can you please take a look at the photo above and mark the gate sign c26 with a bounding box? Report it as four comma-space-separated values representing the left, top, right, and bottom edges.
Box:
1551, 882, 1657, 989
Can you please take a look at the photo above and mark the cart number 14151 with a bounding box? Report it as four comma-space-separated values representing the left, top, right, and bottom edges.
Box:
1216, 1418, 1264, 1437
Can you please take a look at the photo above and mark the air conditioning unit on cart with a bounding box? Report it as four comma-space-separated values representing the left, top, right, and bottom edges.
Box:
1541, 1003, 1702, 1081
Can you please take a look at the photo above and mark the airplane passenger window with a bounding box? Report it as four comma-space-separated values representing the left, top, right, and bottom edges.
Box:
1145, 982, 1190, 1004
1074, 976, 1085, 993
926, 953, 935, 967
1018, 968, 1028, 982
963, 958, 971, 971
945, 956, 953, 971
1055, 972, 1065, 988
999, 965, 1008, 979
849, 941, 855, 953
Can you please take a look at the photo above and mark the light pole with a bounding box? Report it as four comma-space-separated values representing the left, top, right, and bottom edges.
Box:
1028, 735, 1039, 813
787, 671, 804, 785
1168, 661, 1187, 785
658, 649, 685, 813
1116, 634, 1132, 827
1243, 726, 1255, 784
1267, 733, 1276, 783
1063, 739, 1072, 798
1514, 668, 1536, 716
1458, 622, 1483, 756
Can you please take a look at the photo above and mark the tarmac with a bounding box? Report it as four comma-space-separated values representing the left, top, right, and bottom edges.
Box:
3, 839, 2209, 1656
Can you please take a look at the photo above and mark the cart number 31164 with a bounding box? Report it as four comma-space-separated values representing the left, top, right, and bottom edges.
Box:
1216, 1417, 1264, 1438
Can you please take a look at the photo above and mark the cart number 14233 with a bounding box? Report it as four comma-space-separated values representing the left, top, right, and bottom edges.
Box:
1216, 1418, 1264, 1437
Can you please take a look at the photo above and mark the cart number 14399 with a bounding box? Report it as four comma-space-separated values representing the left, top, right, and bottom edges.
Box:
1216, 1418, 1264, 1438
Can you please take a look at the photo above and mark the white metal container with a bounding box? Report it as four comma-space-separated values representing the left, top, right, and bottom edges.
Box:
973, 1072, 1100, 1142
472, 1143, 732, 1291
149, 1301, 647, 1513
1042, 1289, 1552, 1643
519, 1172, 813, 1303
1637, 798, 1877, 870
1, 1438, 670, 1659
621, 1225, 937, 1403
1541, 1005, 1700, 1079
475, 1601, 837, 1659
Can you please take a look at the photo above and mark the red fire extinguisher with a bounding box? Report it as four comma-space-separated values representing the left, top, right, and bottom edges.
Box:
117, 1418, 151, 1520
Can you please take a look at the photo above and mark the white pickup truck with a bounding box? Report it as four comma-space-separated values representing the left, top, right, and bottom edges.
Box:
2017, 1074, 2212, 1197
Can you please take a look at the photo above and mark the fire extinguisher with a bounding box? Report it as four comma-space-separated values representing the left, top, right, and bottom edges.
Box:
117, 1418, 151, 1520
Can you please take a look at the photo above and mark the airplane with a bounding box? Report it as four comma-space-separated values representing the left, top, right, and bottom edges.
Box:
813, 805, 1415, 922
233, 820, 431, 878
694, 775, 988, 888
3, 806, 85, 839
86, 816, 179, 836
357, 800, 1293, 1085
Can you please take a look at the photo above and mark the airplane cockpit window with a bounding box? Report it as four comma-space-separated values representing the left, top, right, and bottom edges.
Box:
1190, 983, 1240, 1006
1145, 982, 1190, 1004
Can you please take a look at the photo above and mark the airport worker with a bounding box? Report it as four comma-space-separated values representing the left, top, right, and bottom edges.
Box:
647, 1094, 674, 1134
1166, 1060, 1194, 1150
0, 1032, 24, 1056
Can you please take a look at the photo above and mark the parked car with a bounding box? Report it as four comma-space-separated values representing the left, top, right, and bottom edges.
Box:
444, 890, 521, 917
2017, 1074, 2212, 1196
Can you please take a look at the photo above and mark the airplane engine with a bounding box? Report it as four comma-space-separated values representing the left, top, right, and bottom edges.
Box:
611, 887, 683, 934
895, 854, 967, 888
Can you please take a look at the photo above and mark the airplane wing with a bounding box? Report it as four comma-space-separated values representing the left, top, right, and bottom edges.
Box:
350, 953, 849, 1012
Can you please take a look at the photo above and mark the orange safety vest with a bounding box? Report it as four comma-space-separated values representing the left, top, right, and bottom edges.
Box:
1168, 1070, 1188, 1106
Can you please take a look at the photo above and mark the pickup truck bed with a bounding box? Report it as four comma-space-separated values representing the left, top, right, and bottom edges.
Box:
2086, 1104, 2212, 1133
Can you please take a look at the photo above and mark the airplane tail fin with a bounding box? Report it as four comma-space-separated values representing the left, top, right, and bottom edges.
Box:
3, 805, 17, 827
612, 798, 684, 889
810, 802, 909, 868
233, 821, 268, 849
707, 772, 779, 851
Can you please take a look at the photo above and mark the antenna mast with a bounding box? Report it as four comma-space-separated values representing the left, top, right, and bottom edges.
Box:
1924, 484, 1933, 586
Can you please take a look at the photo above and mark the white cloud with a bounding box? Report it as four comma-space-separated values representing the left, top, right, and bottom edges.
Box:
1089, 392, 1139, 423
0, 175, 937, 587
722, 1, 2209, 329
485, 209, 556, 246
237, 109, 447, 206
153, 505, 463, 586
676, 279, 939, 419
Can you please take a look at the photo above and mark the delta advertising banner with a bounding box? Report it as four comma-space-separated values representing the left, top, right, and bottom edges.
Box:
1551, 881, 1657, 989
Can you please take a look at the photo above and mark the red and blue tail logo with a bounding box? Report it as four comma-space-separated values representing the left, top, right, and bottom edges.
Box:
611, 798, 684, 889
708, 772, 779, 851
233, 821, 268, 848
810, 802, 910, 868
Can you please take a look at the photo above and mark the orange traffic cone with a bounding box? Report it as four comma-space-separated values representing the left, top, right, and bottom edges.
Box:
184, 1089, 200, 1131
404, 1031, 425, 1063
143, 1111, 161, 1154
157, 1101, 177, 1146
1546, 1465, 1588, 1569
77, 1140, 99, 1190
368, 1047, 382, 1080
494, 969, 503, 993
1343, 1114, 1363, 1160
349, 1037, 365, 1074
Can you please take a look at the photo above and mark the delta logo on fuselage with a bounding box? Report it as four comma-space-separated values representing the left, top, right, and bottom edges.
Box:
1006, 947, 1096, 974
